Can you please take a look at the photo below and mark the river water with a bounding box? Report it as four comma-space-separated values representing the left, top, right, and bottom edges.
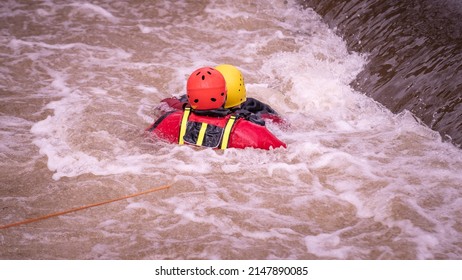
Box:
1, 0, 461, 259
301, 0, 462, 146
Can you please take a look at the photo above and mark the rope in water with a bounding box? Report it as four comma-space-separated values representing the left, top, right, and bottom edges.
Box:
0, 184, 171, 230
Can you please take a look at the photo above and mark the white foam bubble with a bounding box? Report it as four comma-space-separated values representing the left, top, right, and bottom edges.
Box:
304, 233, 358, 259
70, 2, 119, 23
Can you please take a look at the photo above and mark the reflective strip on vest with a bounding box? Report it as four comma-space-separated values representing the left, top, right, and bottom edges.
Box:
220, 115, 236, 150
196, 122, 208, 146
178, 107, 191, 145
178, 109, 237, 149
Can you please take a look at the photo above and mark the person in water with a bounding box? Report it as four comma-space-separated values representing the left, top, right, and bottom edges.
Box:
159, 64, 285, 126
146, 67, 286, 150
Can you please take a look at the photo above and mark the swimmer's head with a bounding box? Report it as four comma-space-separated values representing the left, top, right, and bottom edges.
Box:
186, 67, 227, 111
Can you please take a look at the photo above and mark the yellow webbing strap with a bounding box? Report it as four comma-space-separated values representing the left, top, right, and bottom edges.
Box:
178, 107, 191, 145
196, 123, 208, 146
220, 115, 237, 150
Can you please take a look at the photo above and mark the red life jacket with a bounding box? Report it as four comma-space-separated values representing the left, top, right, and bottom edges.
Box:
146, 108, 286, 150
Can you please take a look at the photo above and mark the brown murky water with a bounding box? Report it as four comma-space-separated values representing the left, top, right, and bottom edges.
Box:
1, 0, 462, 259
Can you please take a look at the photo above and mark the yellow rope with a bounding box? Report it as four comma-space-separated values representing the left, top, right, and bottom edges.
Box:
0, 184, 171, 230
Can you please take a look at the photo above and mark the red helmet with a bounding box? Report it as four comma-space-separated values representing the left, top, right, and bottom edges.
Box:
186, 67, 227, 110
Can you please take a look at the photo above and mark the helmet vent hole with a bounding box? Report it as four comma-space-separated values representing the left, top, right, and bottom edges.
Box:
201, 75, 205, 80
211, 98, 216, 102
194, 99, 199, 103
221, 92, 224, 96
207, 71, 212, 75
196, 71, 201, 76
